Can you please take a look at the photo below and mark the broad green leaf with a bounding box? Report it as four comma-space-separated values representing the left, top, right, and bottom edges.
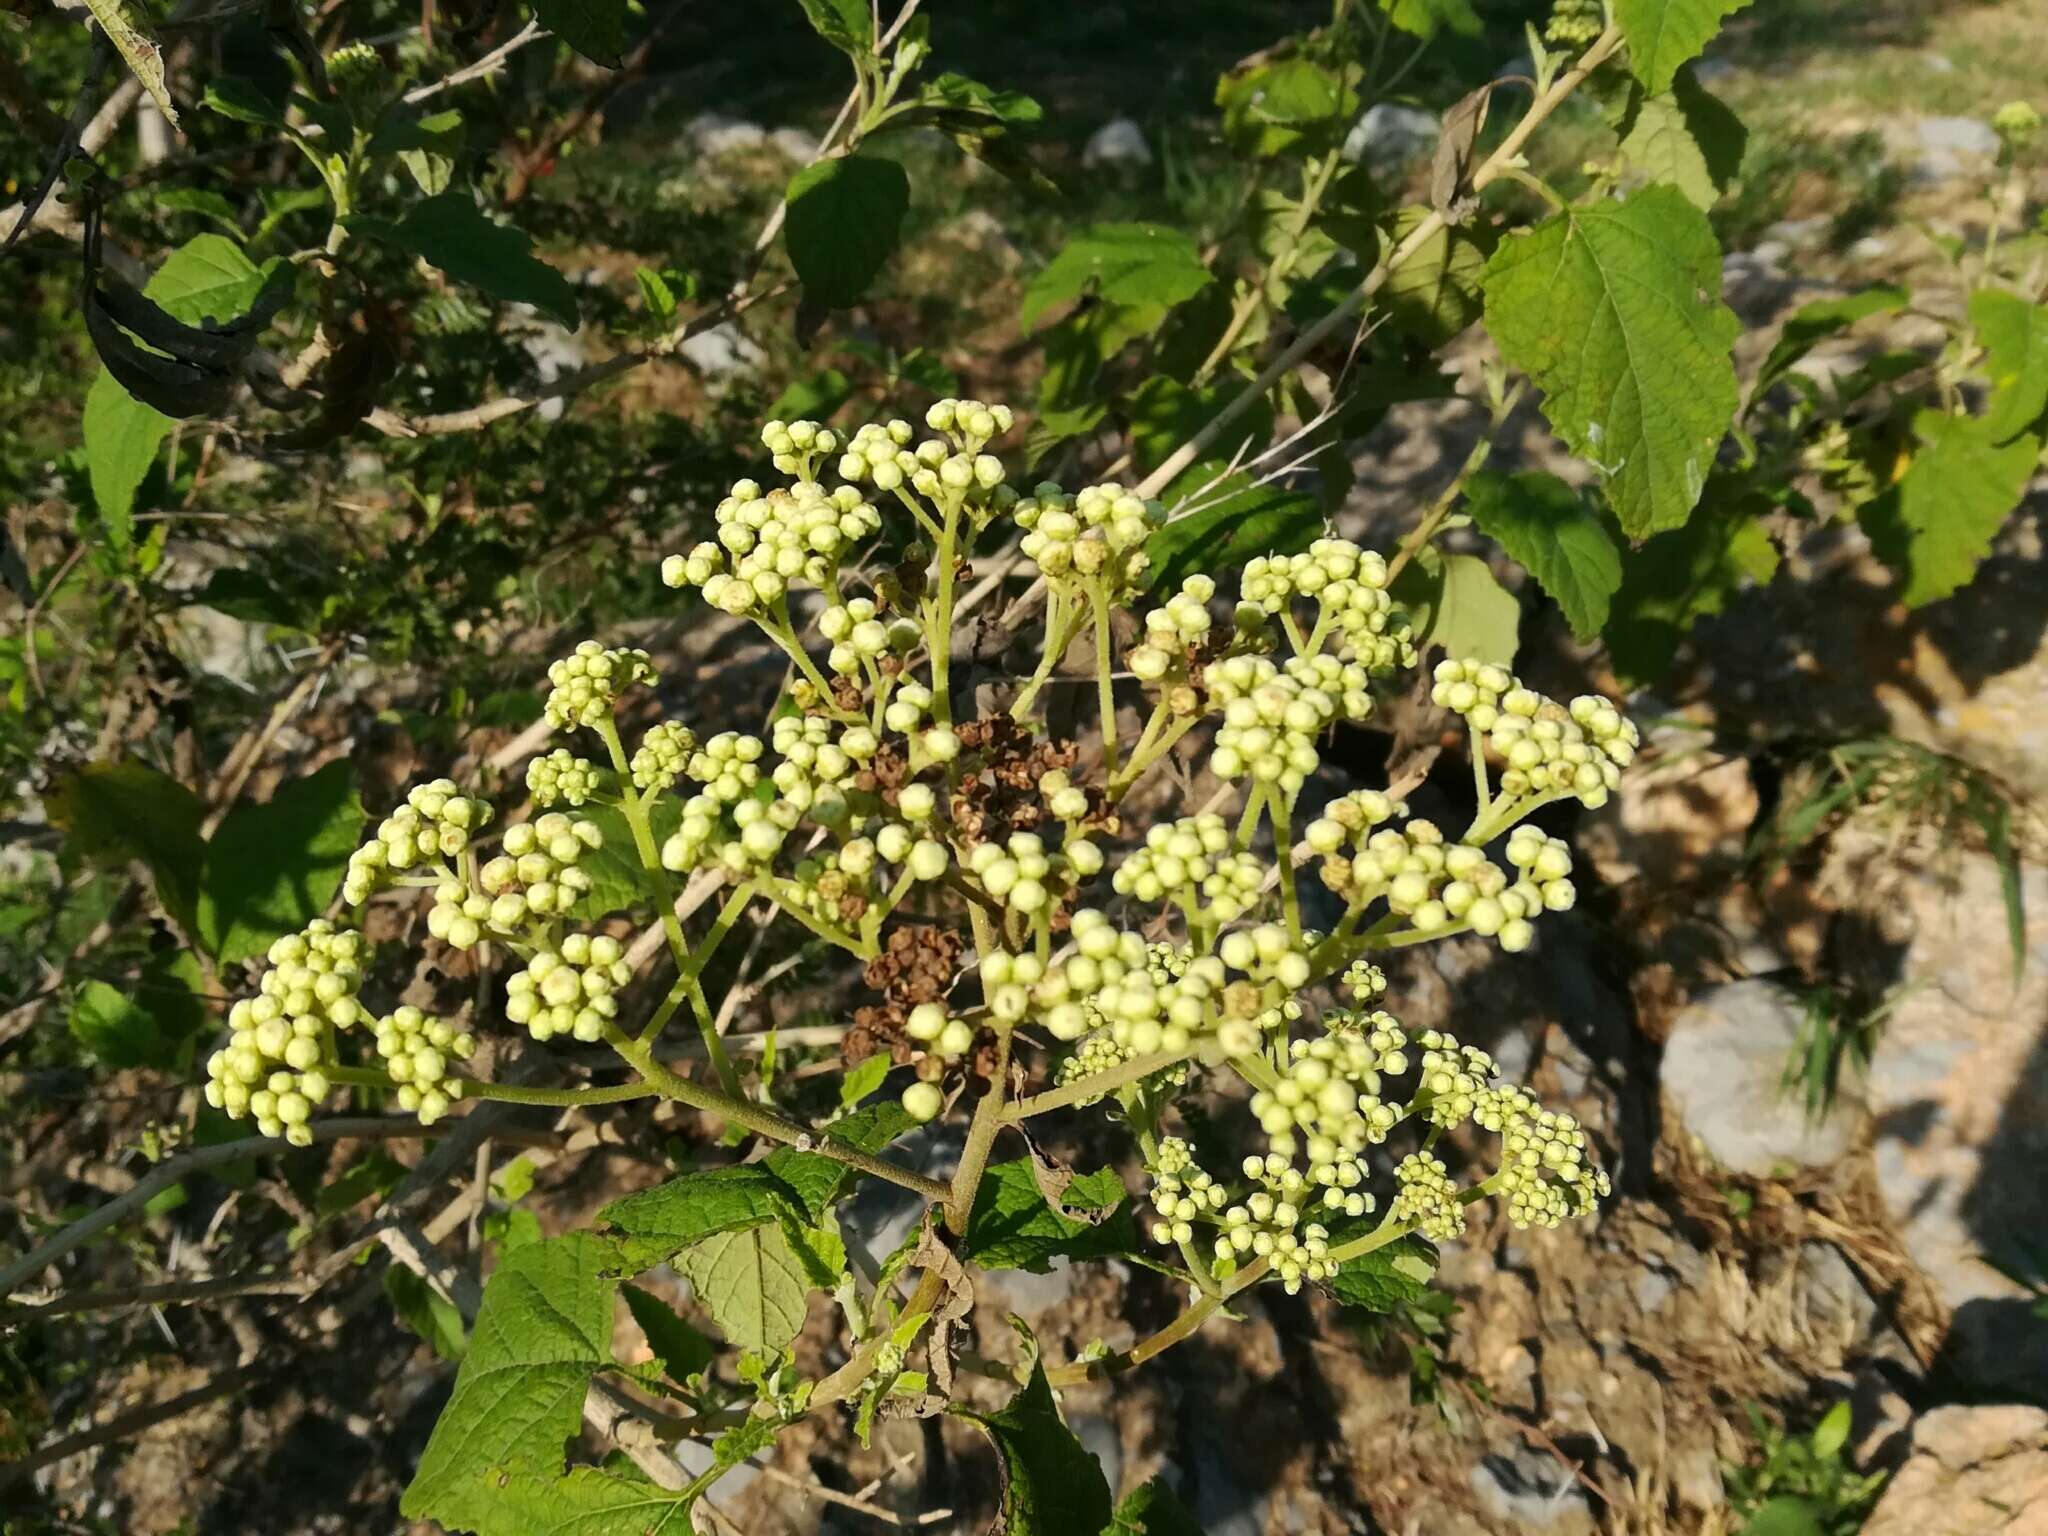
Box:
1810, 1400, 1852, 1461
961, 1159, 1137, 1274
1615, 0, 1754, 94
145, 234, 280, 324
954, 1361, 1113, 1535
1381, 207, 1490, 346
1613, 69, 1746, 210
386, 1264, 469, 1361
770, 368, 855, 423
1754, 286, 1910, 398
1380, 0, 1482, 40
762, 1101, 915, 1222
1603, 485, 1779, 682
368, 105, 466, 197
1142, 462, 1320, 598
1021, 224, 1212, 329
1970, 290, 2048, 443
533, 0, 629, 67
599, 1163, 805, 1257
677, 1223, 811, 1352
837, 1051, 891, 1109
471, 1460, 693, 1535
636, 267, 679, 325
1396, 550, 1521, 665
783, 155, 911, 309
1322, 1233, 1439, 1312
1481, 185, 1739, 538
401, 1234, 622, 1532
196, 759, 365, 965
82, 372, 169, 555
1742, 1497, 1826, 1536
80, 0, 179, 125
1108, 1476, 1206, 1536
1125, 375, 1274, 477
1216, 58, 1357, 158
1464, 471, 1623, 639
918, 73, 1043, 131
353, 194, 580, 329
70, 949, 204, 1069
571, 799, 681, 919
158, 187, 240, 228
795, 0, 873, 55
48, 759, 205, 934
202, 77, 284, 127
622, 1285, 716, 1384
70, 981, 165, 1069
1861, 410, 2039, 608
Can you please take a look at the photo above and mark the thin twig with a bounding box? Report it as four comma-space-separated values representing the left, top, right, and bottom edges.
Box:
402, 19, 547, 105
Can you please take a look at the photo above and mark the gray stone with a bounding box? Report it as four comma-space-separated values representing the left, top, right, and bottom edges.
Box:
1469, 1442, 1594, 1530
1861, 1406, 2048, 1536
1849, 235, 1890, 262
684, 112, 768, 155
1750, 240, 1791, 268
1070, 1412, 1123, 1496
770, 126, 818, 161
1342, 104, 1438, 173
1915, 116, 2000, 156
1660, 980, 1865, 1176
1083, 117, 1153, 169
1764, 216, 1831, 250
839, 1125, 964, 1267
677, 323, 765, 380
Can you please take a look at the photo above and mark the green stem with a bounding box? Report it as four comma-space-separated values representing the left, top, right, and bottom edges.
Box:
944, 1025, 1013, 1234
931, 501, 962, 726
1271, 793, 1303, 942
1001, 1048, 1194, 1121
1089, 579, 1120, 776
1010, 589, 1085, 720
462, 1078, 662, 1108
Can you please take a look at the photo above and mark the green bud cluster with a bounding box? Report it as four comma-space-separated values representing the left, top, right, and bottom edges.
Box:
662, 473, 882, 617
631, 722, 698, 794
1476, 1083, 1608, 1228
343, 779, 492, 906
504, 933, 633, 1042
967, 830, 1098, 919
1239, 539, 1415, 674
1390, 1152, 1466, 1242
1431, 661, 1639, 810
818, 598, 921, 677
770, 714, 877, 808
528, 749, 600, 808
204, 921, 362, 1144
1205, 655, 1372, 790
1014, 483, 1164, 594
374, 1006, 475, 1125
546, 641, 657, 731
470, 813, 603, 929
1127, 575, 1216, 683
904, 1001, 978, 1063
1111, 814, 1263, 924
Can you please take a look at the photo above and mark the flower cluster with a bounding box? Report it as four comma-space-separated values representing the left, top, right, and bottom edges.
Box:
528, 749, 599, 808
374, 1007, 475, 1125
1431, 661, 1639, 811
204, 921, 362, 1144
1239, 539, 1415, 674
504, 933, 634, 1043
342, 779, 491, 906
661, 460, 882, 617
1111, 814, 1263, 925
631, 722, 697, 794
472, 814, 603, 929
1205, 655, 1372, 790
1014, 483, 1163, 595
545, 641, 656, 731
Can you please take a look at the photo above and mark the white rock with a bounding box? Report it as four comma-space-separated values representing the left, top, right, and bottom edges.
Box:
1916, 115, 1999, 156
684, 112, 768, 155
1083, 116, 1153, 169
1661, 980, 1865, 1176
1343, 104, 1438, 173
769, 126, 818, 162
678, 323, 766, 380
1861, 1406, 2048, 1536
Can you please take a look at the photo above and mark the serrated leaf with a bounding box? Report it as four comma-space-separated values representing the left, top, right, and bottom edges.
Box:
1381, 0, 1482, 40
1321, 1232, 1439, 1312
1613, 69, 1746, 211
368, 105, 466, 197
386, 1264, 469, 1361
474, 1459, 694, 1534
1142, 462, 1320, 598
1381, 206, 1490, 346
1603, 484, 1779, 682
1970, 290, 2048, 443
795, 0, 873, 55
1616, 0, 1753, 94
1396, 550, 1520, 665
1464, 471, 1622, 639
202, 77, 284, 127
401, 1234, 622, 1532
352, 194, 580, 329
1108, 1476, 1207, 1536
1125, 375, 1274, 477
962, 1159, 1137, 1274
1754, 285, 1909, 397
1860, 410, 2038, 608
82, 372, 169, 555
599, 1163, 804, 1258
70, 981, 166, 1069
81, 0, 179, 126
677, 1223, 811, 1352
838, 1051, 891, 1108
622, 1285, 716, 1384
954, 1361, 1113, 1535
762, 1101, 916, 1222
1482, 184, 1739, 538
783, 154, 910, 309
1021, 224, 1212, 329
1216, 57, 1357, 158
570, 799, 681, 919
534, 0, 629, 67
196, 760, 365, 964
49, 759, 205, 934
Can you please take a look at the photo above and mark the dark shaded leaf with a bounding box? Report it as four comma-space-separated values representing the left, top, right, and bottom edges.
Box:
783, 155, 911, 309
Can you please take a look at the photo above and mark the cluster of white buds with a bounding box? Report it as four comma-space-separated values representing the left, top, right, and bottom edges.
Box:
631, 722, 697, 794
660, 735, 786, 875
472, 814, 603, 929
924, 396, 1015, 450
760, 417, 841, 478
545, 641, 656, 731
1411, 1027, 1499, 1128
1033, 916, 1224, 1058
343, 780, 491, 906
1208, 1150, 1342, 1293
504, 933, 634, 1042
686, 732, 765, 804
1308, 808, 1558, 952
1204, 655, 1369, 790
1147, 1136, 1228, 1246
204, 921, 362, 1144
1128, 575, 1216, 682
1055, 1031, 1131, 1091
1240, 539, 1414, 673
527, 749, 599, 808
967, 830, 1099, 919
1432, 661, 1639, 810
837, 419, 919, 491
1013, 483, 1163, 593
1111, 814, 1263, 925
818, 598, 920, 677
373, 1007, 474, 1125
784, 843, 879, 925
769, 714, 876, 810
662, 478, 881, 617
1390, 1152, 1466, 1242
1476, 1083, 1608, 1229
837, 399, 1018, 508
905, 1001, 978, 1063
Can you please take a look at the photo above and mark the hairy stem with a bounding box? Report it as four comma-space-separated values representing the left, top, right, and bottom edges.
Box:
1002, 1047, 1195, 1121
944, 1025, 1014, 1233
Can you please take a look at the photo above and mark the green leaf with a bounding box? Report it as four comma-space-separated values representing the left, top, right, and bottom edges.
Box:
1603, 485, 1779, 682
202, 77, 284, 127
918, 72, 1043, 131
622, 1285, 716, 1384
471, 1459, 693, 1535
1861, 410, 2039, 608
1216, 58, 1358, 158
70, 981, 167, 1069
795, 0, 873, 55
1395, 550, 1521, 665
368, 105, 466, 197
48, 759, 205, 934
955, 1361, 1114, 1535
838, 1051, 891, 1109
386, 1264, 469, 1361
1481, 184, 1739, 538
1754, 286, 1909, 397
769, 368, 855, 423
677, 1223, 811, 1352
1021, 224, 1212, 329
144, 234, 281, 325
533, 0, 629, 67
1810, 1399, 1852, 1461
961, 1159, 1137, 1274
599, 1163, 805, 1258
1125, 375, 1274, 477
1108, 1476, 1207, 1536
1615, 0, 1754, 94
1143, 463, 1320, 598
783, 155, 911, 309
1613, 69, 1747, 210
82, 371, 169, 555
1741, 1497, 1826, 1536
80, 0, 179, 125
1970, 290, 2048, 443
762, 1102, 915, 1222
196, 759, 366, 965
1380, 0, 1482, 40
401, 1234, 622, 1532
353, 194, 580, 329
1381, 206, 1490, 346
570, 800, 681, 919
1464, 471, 1623, 639
1322, 1233, 1439, 1312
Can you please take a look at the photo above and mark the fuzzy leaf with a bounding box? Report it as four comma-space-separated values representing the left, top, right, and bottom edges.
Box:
1380, 0, 1481, 39
1108, 1476, 1207, 1536
48, 759, 205, 934
1143, 461, 1320, 598
81, 372, 168, 555
622, 1286, 716, 1384
1382, 206, 1490, 346
1861, 410, 2039, 609
1464, 471, 1623, 638
1395, 550, 1521, 665
465, 1459, 694, 1535
761, 1101, 916, 1222
795, 0, 873, 55
1754, 285, 1910, 397
353, 194, 580, 329
1970, 290, 2048, 443
600, 1163, 806, 1258
676, 1223, 811, 1352
81, 0, 179, 125
1216, 57, 1357, 158
955, 1361, 1114, 1535
1615, 0, 1753, 94
196, 760, 365, 965
1322, 1233, 1439, 1312
1482, 184, 1739, 538
784, 154, 911, 309
1021, 224, 1212, 329
961, 1158, 1137, 1274
1613, 69, 1746, 210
